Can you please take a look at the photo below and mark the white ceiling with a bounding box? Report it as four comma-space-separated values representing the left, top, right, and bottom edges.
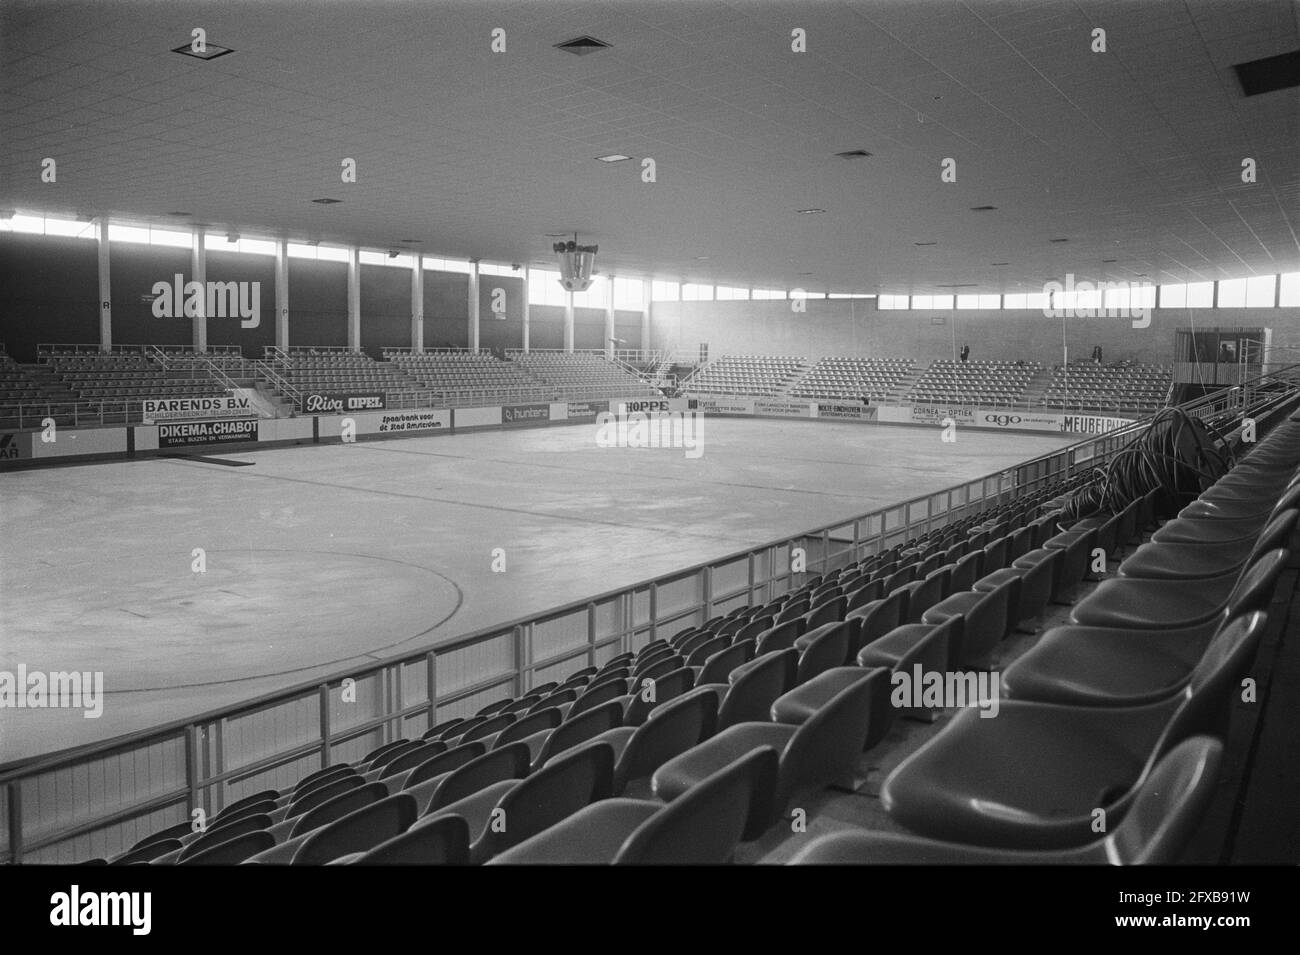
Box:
2, 0, 1298, 294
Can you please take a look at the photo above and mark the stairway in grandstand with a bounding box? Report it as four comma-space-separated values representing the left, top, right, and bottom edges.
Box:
1017, 365, 1057, 409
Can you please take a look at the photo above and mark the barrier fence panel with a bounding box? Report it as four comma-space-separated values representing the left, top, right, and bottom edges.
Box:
3, 372, 1295, 862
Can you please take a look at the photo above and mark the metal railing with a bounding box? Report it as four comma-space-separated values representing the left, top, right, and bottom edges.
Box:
37, 343, 243, 358
3, 366, 1296, 861
251, 360, 304, 410
0, 399, 140, 430
195, 356, 242, 393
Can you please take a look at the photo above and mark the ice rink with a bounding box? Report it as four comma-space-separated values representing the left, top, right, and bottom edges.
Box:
0, 417, 1075, 762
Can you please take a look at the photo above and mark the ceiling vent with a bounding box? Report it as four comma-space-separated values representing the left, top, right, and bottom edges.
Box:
172, 43, 234, 61
1234, 49, 1300, 97
555, 36, 612, 56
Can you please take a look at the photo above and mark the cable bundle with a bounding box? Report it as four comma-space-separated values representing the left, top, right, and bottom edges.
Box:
1057, 407, 1236, 525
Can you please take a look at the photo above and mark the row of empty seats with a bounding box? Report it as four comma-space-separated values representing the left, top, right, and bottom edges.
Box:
1040, 361, 1171, 414
801, 405, 1295, 861
385, 351, 553, 403
510, 352, 660, 400
790, 357, 915, 402
907, 359, 1041, 406
1, 349, 239, 428
683, 355, 809, 396
43, 355, 227, 401
273, 351, 423, 397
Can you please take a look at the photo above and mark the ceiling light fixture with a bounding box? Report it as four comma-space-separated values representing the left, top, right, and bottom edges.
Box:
555, 36, 612, 55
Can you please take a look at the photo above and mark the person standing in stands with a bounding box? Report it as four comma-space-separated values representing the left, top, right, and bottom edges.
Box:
960, 344, 970, 363
1092, 344, 1103, 364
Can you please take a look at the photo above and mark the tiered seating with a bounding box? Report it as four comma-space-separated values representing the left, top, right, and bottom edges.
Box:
385, 351, 553, 404
791, 357, 914, 402
908, 359, 1039, 406
510, 352, 660, 399
682, 355, 808, 396
1041, 361, 1171, 415
83, 393, 1297, 865
277, 350, 422, 397
861, 418, 1298, 861
164, 353, 257, 380
44, 354, 227, 401
0, 351, 52, 411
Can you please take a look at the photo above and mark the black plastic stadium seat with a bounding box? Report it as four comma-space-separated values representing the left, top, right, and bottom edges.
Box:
291, 793, 419, 864
1003, 553, 1286, 707
181, 830, 277, 865
881, 612, 1264, 850
654, 668, 881, 839
347, 814, 471, 865
421, 742, 614, 863
714, 648, 798, 729
791, 737, 1223, 865
489, 747, 779, 865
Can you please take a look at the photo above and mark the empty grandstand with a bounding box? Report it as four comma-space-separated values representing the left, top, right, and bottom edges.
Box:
907, 359, 1041, 407
269, 348, 424, 400
385, 349, 553, 404
508, 350, 661, 400
1040, 361, 1173, 416
682, 355, 809, 396
791, 357, 916, 403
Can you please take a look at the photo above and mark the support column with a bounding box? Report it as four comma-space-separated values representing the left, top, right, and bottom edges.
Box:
564, 291, 575, 353
411, 256, 424, 353
604, 274, 616, 359
275, 238, 289, 351
641, 280, 651, 357
521, 271, 530, 354
468, 261, 480, 353
347, 247, 361, 352
191, 228, 207, 353
97, 218, 111, 352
